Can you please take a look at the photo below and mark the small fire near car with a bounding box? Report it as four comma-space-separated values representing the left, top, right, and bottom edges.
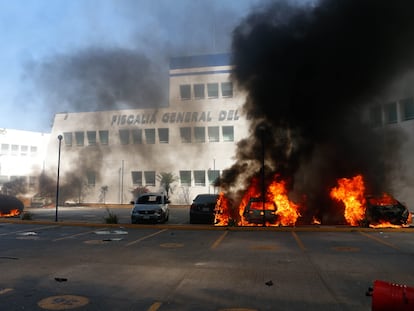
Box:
363, 194, 411, 226
131, 193, 170, 223
189, 194, 219, 224
243, 197, 278, 224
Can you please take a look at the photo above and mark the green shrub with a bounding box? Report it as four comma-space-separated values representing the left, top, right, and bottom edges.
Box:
104, 208, 118, 224
21, 212, 33, 220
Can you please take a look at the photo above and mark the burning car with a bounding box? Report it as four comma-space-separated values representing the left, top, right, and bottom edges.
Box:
243, 197, 278, 224
0, 194, 24, 217
363, 194, 411, 227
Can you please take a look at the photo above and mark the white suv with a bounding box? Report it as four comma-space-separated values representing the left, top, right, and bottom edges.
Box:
131, 193, 170, 223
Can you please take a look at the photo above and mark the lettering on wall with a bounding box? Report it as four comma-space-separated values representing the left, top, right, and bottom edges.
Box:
111, 110, 240, 126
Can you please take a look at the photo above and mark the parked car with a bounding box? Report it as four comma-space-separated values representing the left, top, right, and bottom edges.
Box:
131, 193, 170, 223
243, 197, 278, 224
190, 194, 219, 224
363, 194, 411, 226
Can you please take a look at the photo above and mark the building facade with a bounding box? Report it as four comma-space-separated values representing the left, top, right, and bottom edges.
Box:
45, 54, 249, 204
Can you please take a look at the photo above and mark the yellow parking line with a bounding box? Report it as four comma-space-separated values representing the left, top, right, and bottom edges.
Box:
211, 230, 228, 249
53, 229, 101, 241
147, 302, 162, 311
291, 231, 306, 251
358, 231, 400, 251
126, 229, 168, 247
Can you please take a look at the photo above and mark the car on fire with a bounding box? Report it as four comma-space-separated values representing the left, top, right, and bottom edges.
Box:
243, 197, 278, 224
362, 194, 411, 227
189, 194, 219, 224
131, 193, 170, 224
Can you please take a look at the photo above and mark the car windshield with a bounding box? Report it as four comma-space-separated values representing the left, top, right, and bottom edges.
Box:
194, 195, 218, 204
137, 195, 162, 204
249, 201, 276, 211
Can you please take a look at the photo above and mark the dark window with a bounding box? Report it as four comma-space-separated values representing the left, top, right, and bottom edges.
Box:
145, 129, 156, 144
180, 127, 191, 143
207, 83, 219, 98
132, 129, 142, 144
30, 146, 37, 156
208, 126, 219, 142
63, 132, 72, 146
119, 129, 130, 145
180, 170, 191, 186
401, 97, 414, 121
194, 127, 205, 143
99, 130, 109, 145
75, 132, 84, 146
158, 128, 169, 143
194, 84, 205, 99
131, 171, 142, 186
86, 171, 96, 186
208, 170, 220, 185
222, 126, 234, 142
87, 131, 96, 145
385, 102, 398, 124
144, 171, 156, 186
194, 170, 206, 186
221, 82, 233, 97
180, 84, 191, 100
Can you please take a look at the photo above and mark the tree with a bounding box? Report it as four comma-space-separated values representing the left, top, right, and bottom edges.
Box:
157, 172, 178, 197
99, 185, 108, 203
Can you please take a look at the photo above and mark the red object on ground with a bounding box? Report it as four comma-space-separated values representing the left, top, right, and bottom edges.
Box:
371, 280, 414, 311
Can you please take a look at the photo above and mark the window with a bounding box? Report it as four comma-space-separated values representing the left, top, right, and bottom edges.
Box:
180, 84, 191, 100
369, 106, 382, 127
1, 144, 9, 155
194, 127, 205, 143
145, 129, 156, 144
63, 132, 73, 146
194, 84, 205, 99
401, 97, 414, 121
75, 132, 84, 146
21, 145, 28, 156
99, 130, 109, 145
11, 145, 18, 155
208, 126, 220, 142
144, 171, 156, 186
207, 83, 219, 98
180, 170, 191, 186
158, 128, 169, 143
86, 171, 96, 186
208, 170, 220, 185
132, 129, 142, 144
119, 129, 130, 145
29, 176, 37, 188
222, 126, 234, 142
221, 82, 233, 97
87, 131, 96, 146
131, 171, 142, 186
194, 170, 206, 186
180, 127, 191, 143
384, 102, 397, 124
30, 146, 37, 156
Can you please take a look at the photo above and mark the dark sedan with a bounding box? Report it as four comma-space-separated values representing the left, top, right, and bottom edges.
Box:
189, 194, 219, 224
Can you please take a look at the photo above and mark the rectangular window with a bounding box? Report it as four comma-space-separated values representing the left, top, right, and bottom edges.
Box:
194, 84, 205, 99
180, 127, 191, 143
222, 126, 234, 142
369, 105, 382, 127
221, 82, 233, 97
194, 127, 205, 143
180, 170, 191, 186
119, 129, 130, 145
87, 131, 96, 146
63, 132, 73, 146
131, 171, 142, 186
99, 130, 109, 145
132, 129, 142, 144
385, 102, 398, 124
75, 132, 84, 146
401, 97, 414, 121
29, 176, 37, 188
11, 145, 18, 155
180, 84, 191, 100
144, 171, 156, 186
145, 129, 156, 144
208, 126, 220, 142
21, 145, 28, 156
207, 83, 219, 98
1, 144, 9, 155
208, 170, 220, 185
158, 128, 169, 143
86, 171, 96, 186
194, 170, 206, 186
30, 146, 37, 156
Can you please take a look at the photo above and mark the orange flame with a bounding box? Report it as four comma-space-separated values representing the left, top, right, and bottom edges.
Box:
214, 192, 231, 226
330, 175, 366, 226
0, 209, 21, 217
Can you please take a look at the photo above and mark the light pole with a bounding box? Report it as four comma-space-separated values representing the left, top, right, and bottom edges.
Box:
55, 135, 63, 222
259, 126, 266, 227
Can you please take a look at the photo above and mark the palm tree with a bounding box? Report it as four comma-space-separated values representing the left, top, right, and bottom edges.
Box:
157, 172, 178, 197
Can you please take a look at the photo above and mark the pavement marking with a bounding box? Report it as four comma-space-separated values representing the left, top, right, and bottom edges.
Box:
0, 288, 13, 295
125, 229, 168, 246
37, 295, 89, 310
0, 225, 59, 236
291, 231, 306, 251
53, 229, 101, 241
211, 230, 228, 249
147, 301, 162, 311
358, 231, 401, 250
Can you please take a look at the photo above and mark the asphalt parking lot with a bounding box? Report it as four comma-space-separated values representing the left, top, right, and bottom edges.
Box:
0, 207, 413, 310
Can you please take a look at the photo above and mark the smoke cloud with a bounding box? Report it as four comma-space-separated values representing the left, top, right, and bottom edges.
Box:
223, 0, 414, 221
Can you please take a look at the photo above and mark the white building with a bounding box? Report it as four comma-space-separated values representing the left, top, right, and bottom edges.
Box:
0, 128, 51, 193
45, 53, 249, 204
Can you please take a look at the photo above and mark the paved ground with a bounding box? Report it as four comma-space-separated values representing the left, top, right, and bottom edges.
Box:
0, 215, 413, 310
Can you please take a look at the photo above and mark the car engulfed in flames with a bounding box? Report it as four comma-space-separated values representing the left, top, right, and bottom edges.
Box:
0, 194, 24, 218
214, 173, 412, 228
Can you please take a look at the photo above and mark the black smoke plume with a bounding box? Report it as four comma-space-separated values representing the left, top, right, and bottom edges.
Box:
222, 0, 414, 222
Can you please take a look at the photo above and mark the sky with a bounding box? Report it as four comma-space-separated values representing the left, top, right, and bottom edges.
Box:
0, 0, 272, 133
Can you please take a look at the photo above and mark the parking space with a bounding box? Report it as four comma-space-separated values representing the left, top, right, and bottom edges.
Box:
0, 223, 413, 310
